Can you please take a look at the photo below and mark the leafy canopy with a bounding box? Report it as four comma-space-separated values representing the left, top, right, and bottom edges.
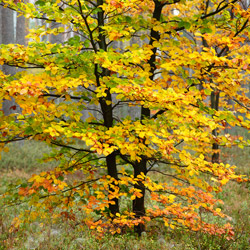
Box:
0, 0, 250, 237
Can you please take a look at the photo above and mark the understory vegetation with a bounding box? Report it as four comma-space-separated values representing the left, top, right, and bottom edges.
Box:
0, 141, 249, 250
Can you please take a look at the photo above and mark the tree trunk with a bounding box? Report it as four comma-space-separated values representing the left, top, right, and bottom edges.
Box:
97, 0, 119, 217
1, 6, 16, 115
211, 91, 220, 163
132, 0, 164, 235
50, 21, 63, 44
99, 85, 119, 216
0, 7, 2, 72
133, 158, 147, 235
0, 7, 2, 44
106, 152, 119, 215
16, 11, 26, 45
1, 6, 15, 76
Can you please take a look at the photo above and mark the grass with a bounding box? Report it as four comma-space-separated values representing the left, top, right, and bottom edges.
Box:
0, 141, 249, 250
0, 141, 57, 173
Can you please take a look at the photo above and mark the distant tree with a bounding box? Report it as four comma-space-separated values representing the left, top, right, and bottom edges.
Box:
1, 7, 15, 74
16, 8, 26, 45
0, 7, 2, 47
49, 21, 63, 44
1, 6, 16, 115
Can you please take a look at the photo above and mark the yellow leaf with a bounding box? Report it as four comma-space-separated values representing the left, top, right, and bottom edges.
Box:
3, 147, 9, 153
168, 194, 176, 203
216, 208, 221, 213
86, 116, 95, 123
116, 94, 124, 100
131, 195, 136, 200
199, 154, 204, 160
138, 132, 145, 138
221, 178, 229, 185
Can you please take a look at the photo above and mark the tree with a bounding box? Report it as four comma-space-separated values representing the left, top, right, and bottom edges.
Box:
1, 2, 26, 116
1, 5, 16, 116
0, 6, 2, 49
0, 0, 249, 237
16, 7, 26, 46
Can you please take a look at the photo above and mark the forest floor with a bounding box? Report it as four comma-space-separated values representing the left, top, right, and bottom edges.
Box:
0, 141, 249, 250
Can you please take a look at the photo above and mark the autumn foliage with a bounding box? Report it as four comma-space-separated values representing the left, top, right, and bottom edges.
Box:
0, 0, 250, 238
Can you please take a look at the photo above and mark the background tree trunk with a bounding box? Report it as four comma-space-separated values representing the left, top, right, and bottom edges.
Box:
0, 7, 2, 71
50, 22, 63, 44
1, 7, 16, 116
1, 7, 15, 74
16, 11, 26, 45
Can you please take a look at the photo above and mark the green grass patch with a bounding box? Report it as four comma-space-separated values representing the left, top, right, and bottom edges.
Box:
0, 141, 57, 173
0, 141, 249, 249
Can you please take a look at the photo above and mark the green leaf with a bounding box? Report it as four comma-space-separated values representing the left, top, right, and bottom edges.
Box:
67, 36, 81, 46
25, 126, 34, 135
178, 20, 191, 29
125, 16, 132, 23
35, 0, 45, 6
58, 176, 64, 181
200, 27, 212, 33
204, 89, 211, 95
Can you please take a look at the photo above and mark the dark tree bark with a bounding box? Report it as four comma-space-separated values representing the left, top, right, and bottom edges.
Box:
96, 0, 119, 217
211, 91, 220, 163
132, 160, 147, 235
201, 37, 220, 163
132, 0, 164, 236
